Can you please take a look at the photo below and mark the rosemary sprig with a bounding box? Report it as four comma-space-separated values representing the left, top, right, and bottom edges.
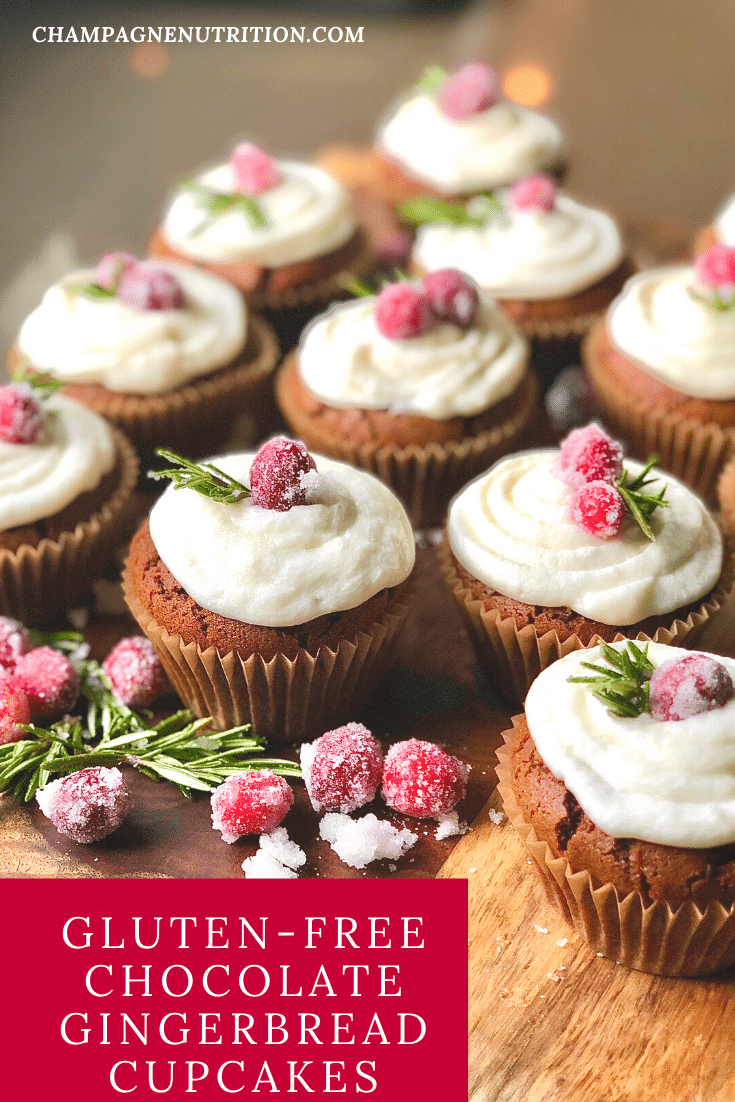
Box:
348, 269, 409, 298
150, 449, 251, 504
692, 289, 735, 312
11, 361, 64, 401
66, 280, 117, 300
617, 456, 668, 541
415, 65, 447, 94
399, 191, 502, 228
182, 181, 269, 236
568, 640, 654, 718
29, 627, 85, 655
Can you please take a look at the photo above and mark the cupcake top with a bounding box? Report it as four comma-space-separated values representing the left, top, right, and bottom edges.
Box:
160, 144, 356, 267
149, 444, 415, 628
607, 253, 735, 399
297, 273, 528, 420
447, 439, 722, 626
714, 192, 735, 245
525, 641, 735, 848
411, 176, 623, 300
17, 257, 246, 395
378, 63, 563, 194
0, 388, 116, 531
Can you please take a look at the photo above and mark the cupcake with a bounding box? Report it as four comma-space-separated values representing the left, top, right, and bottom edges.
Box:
0, 381, 138, 624
148, 143, 374, 346
9, 254, 279, 458
274, 270, 540, 527
374, 63, 564, 204
439, 424, 731, 702
497, 641, 735, 975
583, 246, 735, 498
123, 438, 415, 742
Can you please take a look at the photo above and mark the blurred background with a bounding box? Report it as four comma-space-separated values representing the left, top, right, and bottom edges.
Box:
2, 0, 734, 347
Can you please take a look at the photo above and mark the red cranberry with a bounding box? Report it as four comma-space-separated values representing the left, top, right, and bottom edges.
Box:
36, 766, 131, 843
102, 636, 169, 709
649, 654, 734, 722
510, 173, 558, 213
230, 143, 281, 194
0, 385, 44, 445
438, 62, 499, 121
0, 678, 31, 745
382, 739, 467, 819
301, 722, 383, 814
374, 283, 434, 340
571, 480, 625, 540
423, 268, 480, 327
211, 771, 294, 843
118, 264, 185, 311
695, 245, 735, 291
93, 252, 137, 291
556, 423, 624, 488
14, 647, 80, 722
249, 437, 316, 512
0, 617, 32, 675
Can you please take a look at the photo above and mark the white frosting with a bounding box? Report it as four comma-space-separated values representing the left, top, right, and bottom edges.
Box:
607, 267, 735, 399
149, 453, 415, 627
447, 450, 722, 626
17, 262, 246, 395
0, 393, 116, 531
413, 194, 623, 300
161, 160, 356, 267
297, 293, 528, 420
714, 192, 735, 245
378, 93, 563, 194
525, 642, 735, 848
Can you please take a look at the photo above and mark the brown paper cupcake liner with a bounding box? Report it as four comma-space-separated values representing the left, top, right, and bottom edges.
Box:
122, 570, 412, 743
0, 430, 139, 625
437, 534, 735, 704
496, 724, 735, 976
276, 368, 541, 529
717, 456, 735, 534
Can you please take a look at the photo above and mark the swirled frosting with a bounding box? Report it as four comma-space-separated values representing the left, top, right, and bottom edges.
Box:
297, 293, 528, 419
0, 393, 116, 531
714, 192, 735, 245
607, 267, 735, 399
149, 453, 415, 627
161, 160, 356, 267
525, 642, 735, 848
17, 262, 246, 395
447, 450, 721, 625
378, 93, 563, 194
413, 194, 623, 300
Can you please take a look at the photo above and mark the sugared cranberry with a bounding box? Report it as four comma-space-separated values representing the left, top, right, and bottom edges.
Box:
649, 654, 734, 722
556, 423, 624, 488
14, 647, 80, 722
231, 143, 281, 194
118, 264, 185, 311
211, 771, 294, 843
0, 385, 44, 445
249, 437, 316, 512
301, 722, 383, 814
695, 245, 735, 291
382, 739, 468, 819
0, 678, 31, 745
422, 268, 479, 327
102, 636, 169, 709
93, 252, 137, 291
374, 283, 434, 340
571, 480, 625, 540
0, 617, 32, 674
438, 62, 499, 121
36, 766, 130, 843
510, 173, 558, 213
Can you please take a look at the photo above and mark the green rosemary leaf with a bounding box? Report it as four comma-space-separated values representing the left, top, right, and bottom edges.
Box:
568, 640, 654, 718
150, 449, 251, 504
28, 628, 85, 653
415, 65, 447, 93
348, 278, 375, 298
69, 281, 117, 300
616, 456, 669, 541
399, 197, 484, 227
182, 182, 269, 232
11, 364, 64, 401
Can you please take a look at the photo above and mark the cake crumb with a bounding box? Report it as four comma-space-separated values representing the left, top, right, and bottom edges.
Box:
487, 809, 505, 825
556, 938, 568, 947
534, 925, 548, 934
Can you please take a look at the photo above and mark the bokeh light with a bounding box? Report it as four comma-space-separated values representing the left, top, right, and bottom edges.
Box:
502, 64, 553, 107
130, 43, 169, 80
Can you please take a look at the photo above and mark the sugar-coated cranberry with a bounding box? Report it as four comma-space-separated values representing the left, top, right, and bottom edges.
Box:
571, 481, 625, 539
0, 385, 44, 445
36, 766, 131, 843
230, 143, 281, 194
695, 245, 735, 291
422, 268, 480, 327
211, 771, 294, 843
556, 423, 624, 488
510, 173, 558, 213
14, 647, 80, 722
649, 654, 735, 722
118, 264, 185, 311
374, 283, 434, 340
382, 739, 468, 819
0, 617, 32, 674
0, 678, 31, 745
249, 437, 316, 512
102, 636, 169, 709
438, 62, 499, 120
93, 252, 138, 291
301, 722, 384, 814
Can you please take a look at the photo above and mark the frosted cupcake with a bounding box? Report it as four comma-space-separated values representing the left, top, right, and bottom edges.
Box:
275, 270, 539, 527
9, 254, 279, 457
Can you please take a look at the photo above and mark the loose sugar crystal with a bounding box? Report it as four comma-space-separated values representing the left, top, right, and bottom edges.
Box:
259, 827, 307, 871
319, 812, 417, 869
